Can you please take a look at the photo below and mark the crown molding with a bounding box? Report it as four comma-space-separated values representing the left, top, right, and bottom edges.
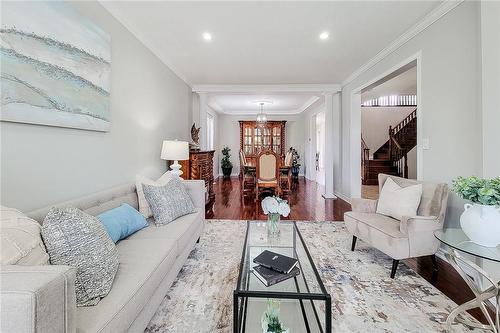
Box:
341, 0, 464, 87
192, 84, 341, 94
99, 1, 192, 87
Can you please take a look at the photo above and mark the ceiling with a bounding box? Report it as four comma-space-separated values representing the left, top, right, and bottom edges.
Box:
362, 65, 417, 102
101, 1, 441, 85
208, 94, 320, 115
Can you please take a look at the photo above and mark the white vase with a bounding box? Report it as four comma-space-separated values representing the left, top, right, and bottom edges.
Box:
460, 203, 500, 247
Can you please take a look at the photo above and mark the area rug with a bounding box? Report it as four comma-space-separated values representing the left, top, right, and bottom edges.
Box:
145, 220, 477, 333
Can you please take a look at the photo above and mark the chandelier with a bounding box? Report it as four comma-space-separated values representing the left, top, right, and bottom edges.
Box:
256, 102, 267, 123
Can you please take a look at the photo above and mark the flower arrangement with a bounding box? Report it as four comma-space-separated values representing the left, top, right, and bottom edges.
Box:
221, 146, 233, 178
261, 299, 288, 333
452, 176, 500, 206
262, 196, 290, 217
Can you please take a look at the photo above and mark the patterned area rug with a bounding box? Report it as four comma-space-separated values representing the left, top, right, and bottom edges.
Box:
145, 220, 476, 333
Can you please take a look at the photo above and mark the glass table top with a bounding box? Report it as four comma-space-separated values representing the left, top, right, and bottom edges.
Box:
434, 229, 500, 262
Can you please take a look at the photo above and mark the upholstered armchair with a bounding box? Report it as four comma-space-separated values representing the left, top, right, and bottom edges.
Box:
345, 174, 449, 278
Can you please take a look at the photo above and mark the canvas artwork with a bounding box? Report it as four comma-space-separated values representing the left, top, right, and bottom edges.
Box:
1, 1, 111, 131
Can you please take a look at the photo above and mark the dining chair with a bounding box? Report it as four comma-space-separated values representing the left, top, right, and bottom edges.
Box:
256, 150, 280, 200
240, 150, 255, 200
280, 149, 293, 194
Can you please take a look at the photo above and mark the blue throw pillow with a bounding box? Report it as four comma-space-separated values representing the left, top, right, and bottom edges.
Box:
97, 204, 148, 243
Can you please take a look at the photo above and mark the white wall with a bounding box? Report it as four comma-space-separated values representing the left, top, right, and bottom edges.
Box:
216, 114, 304, 176
0, 1, 192, 211
341, 1, 482, 228
300, 99, 325, 181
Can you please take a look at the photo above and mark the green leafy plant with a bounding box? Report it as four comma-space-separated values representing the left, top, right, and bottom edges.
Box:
221, 146, 233, 169
291, 148, 301, 168
452, 176, 500, 206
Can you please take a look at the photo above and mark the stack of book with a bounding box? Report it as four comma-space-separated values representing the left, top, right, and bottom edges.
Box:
252, 250, 300, 287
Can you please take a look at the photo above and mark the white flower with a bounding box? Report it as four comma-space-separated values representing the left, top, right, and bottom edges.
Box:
278, 201, 290, 217
262, 196, 279, 214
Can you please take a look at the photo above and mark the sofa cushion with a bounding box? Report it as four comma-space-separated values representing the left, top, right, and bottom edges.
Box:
344, 212, 409, 259
0, 206, 49, 265
76, 238, 177, 332
142, 177, 195, 225
97, 204, 148, 243
136, 173, 173, 218
376, 177, 422, 220
41, 207, 119, 307
126, 210, 202, 255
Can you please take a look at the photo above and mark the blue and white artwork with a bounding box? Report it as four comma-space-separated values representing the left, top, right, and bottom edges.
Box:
1, 1, 111, 131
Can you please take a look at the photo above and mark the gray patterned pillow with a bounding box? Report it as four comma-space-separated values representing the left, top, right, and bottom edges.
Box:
142, 177, 195, 225
41, 207, 119, 307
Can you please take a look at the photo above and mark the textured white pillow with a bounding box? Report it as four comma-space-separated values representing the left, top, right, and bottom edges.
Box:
136, 172, 173, 218
376, 177, 423, 220
0, 206, 49, 265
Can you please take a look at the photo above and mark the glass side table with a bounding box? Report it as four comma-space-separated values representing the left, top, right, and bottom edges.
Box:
435, 229, 500, 332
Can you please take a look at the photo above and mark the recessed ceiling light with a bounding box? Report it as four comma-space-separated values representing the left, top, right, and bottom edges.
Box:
319, 32, 329, 40
202, 32, 212, 41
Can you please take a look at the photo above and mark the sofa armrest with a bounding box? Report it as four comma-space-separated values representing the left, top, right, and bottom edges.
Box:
0, 265, 76, 333
351, 198, 378, 213
400, 215, 440, 235
182, 179, 205, 211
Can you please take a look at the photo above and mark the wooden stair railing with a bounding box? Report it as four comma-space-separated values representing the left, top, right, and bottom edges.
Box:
361, 136, 370, 182
388, 109, 417, 178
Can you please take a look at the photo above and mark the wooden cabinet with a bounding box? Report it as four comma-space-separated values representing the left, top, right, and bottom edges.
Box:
239, 121, 286, 165
177, 150, 215, 208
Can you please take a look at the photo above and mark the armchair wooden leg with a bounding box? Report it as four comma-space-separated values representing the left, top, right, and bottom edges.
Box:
431, 254, 439, 282
390, 259, 399, 279
351, 236, 357, 251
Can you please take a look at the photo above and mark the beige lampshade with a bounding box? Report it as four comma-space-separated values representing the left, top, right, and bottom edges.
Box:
161, 140, 189, 160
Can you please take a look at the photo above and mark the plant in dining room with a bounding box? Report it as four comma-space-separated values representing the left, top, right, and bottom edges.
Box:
262, 196, 290, 237
221, 146, 233, 178
452, 176, 500, 247
290, 148, 301, 177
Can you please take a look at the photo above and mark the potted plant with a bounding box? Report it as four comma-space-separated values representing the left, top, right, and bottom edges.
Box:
221, 146, 233, 178
452, 176, 500, 247
261, 196, 290, 237
290, 148, 301, 177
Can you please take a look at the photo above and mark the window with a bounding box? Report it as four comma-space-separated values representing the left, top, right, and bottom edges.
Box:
206, 113, 214, 150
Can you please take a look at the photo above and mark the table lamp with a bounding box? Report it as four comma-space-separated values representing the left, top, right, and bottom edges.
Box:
161, 140, 189, 178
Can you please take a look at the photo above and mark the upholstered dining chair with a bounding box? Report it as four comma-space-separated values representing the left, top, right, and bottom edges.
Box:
280, 149, 293, 194
345, 174, 449, 278
256, 150, 280, 199
240, 149, 255, 200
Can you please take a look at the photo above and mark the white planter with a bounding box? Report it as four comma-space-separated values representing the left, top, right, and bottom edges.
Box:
460, 203, 500, 247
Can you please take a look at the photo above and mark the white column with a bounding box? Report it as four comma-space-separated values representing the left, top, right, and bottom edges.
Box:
198, 92, 208, 150
322, 92, 340, 199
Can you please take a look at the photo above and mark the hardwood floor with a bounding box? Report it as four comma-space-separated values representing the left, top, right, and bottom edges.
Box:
209, 176, 492, 325
208, 176, 350, 221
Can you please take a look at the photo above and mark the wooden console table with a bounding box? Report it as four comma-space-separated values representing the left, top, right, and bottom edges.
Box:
175, 150, 215, 209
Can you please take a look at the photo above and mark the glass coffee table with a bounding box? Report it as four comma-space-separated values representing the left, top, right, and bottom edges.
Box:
435, 229, 500, 332
233, 221, 331, 333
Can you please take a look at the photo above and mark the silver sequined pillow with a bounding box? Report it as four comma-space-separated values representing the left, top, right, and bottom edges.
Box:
142, 177, 195, 225
41, 207, 119, 307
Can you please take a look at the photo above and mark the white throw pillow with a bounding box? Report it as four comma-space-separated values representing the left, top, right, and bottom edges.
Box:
0, 206, 49, 265
376, 177, 423, 220
136, 172, 173, 218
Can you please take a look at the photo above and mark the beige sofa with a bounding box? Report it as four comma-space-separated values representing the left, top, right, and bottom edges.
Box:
344, 174, 449, 278
0, 180, 205, 333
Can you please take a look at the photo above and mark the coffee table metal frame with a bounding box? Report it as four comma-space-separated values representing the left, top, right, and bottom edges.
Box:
233, 221, 332, 333
435, 230, 499, 333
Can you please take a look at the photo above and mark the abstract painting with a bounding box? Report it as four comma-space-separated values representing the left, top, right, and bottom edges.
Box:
1, 1, 111, 131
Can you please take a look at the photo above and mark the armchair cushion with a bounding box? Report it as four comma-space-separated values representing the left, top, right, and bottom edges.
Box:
376, 177, 422, 220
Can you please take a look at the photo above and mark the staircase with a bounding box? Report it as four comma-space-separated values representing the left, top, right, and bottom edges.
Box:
362, 109, 417, 185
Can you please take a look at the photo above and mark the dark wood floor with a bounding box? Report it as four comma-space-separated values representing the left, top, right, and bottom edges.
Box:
209, 176, 491, 324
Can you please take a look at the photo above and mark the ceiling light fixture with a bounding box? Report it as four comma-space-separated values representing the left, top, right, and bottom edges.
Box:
256, 102, 267, 123
319, 31, 329, 40
202, 32, 212, 41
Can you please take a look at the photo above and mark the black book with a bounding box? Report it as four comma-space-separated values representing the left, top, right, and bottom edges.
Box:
253, 265, 300, 287
253, 250, 298, 274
